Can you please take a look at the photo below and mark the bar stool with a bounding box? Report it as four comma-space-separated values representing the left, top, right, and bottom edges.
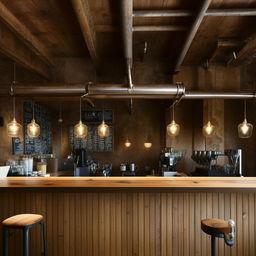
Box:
2, 214, 47, 256
201, 218, 235, 256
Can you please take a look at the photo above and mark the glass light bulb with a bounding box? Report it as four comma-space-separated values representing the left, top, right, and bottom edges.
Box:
124, 138, 131, 148
202, 121, 215, 137
7, 118, 22, 137
27, 119, 40, 138
167, 120, 180, 137
98, 121, 110, 137
144, 142, 152, 148
74, 120, 87, 138
238, 119, 253, 138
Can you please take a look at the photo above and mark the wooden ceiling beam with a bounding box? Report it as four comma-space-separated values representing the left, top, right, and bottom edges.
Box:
133, 8, 256, 18
71, 0, 98, 65
0, 2, 54, 67
133, 25, 187, 32
208, 39, 244, 63
174, 0, 212, 73
227, 35, 256, 66
0, 22, 51, 79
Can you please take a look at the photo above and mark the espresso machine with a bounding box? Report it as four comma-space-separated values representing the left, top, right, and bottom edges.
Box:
74, 149, 91, 176
159, 147, 185, 175
191, 149, 242, 176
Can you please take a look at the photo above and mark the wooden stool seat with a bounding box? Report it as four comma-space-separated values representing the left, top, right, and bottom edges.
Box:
2, 214, 43, 227
201, 218, 230, 236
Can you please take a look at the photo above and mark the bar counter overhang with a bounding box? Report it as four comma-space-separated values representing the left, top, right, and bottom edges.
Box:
1, 176, 256, 191
1, 177, 256, 255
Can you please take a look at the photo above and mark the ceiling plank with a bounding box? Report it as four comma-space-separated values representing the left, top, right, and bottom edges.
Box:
0, 2, 54, 67
0, 22, 51, 79
71, 0, 98, 65
174, 0, 212, 73
227, 35, 256, 66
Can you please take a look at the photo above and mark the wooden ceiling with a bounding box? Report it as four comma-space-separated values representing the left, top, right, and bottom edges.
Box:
0, 0, 256, 79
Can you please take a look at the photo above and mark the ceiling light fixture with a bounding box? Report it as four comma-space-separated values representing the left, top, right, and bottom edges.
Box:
74, 97, 87, 138
27, 101, 40, 138
98, 103, 110, 137
167, 102, 180, 137
7, 63, 22, 137
238, 100, 253, 138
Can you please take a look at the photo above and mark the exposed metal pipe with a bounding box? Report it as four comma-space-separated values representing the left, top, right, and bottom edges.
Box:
184, 91, 256, 99
121, 0, 133, 67
133, 25, 187, 32
133, 8, 256, 18
1, 84, 255, 99
206, 9, 256, 16
174, 0, 212, 73
127, 60, 133, 89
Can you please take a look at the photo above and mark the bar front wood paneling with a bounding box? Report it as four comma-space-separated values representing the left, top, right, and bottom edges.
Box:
0, 190, 255, 256
1, 177, 256, 190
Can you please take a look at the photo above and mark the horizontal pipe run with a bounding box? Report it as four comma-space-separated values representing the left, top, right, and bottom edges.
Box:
184, 92, 256, 99
0, 84, 255, 99
133, 8, 256, 18
133, 10, 193, 18
133, 25, 187, 32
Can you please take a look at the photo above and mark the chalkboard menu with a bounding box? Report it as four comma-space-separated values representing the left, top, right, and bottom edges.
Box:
70, 110, 113, 152
12, 137, 23, 155
24, 102, 52, 154
82, 110, 113, 123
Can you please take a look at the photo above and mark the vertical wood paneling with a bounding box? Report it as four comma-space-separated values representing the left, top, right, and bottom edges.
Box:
0, 191, 256, 256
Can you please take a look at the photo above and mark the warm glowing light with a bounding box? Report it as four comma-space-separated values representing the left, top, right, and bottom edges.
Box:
27, 119, 40, 137
124, 138, 132, 147
202, 121, 215, 137
98, 121, 110, 137
74, 120, 88, 138
238, 119, 253, 138
144, 142, 152, 148
7, 118, 22, 137
167, 120, 180, 137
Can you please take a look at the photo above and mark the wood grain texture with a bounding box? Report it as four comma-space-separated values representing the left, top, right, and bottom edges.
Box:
0, 191, 255, 255
1, 177, 256, 190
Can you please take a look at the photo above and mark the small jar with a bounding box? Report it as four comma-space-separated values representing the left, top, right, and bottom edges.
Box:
37, 161, 47, 175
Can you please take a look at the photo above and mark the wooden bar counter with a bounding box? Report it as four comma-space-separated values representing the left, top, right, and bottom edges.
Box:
0, 176, 256, 190
1, 177, 256, 255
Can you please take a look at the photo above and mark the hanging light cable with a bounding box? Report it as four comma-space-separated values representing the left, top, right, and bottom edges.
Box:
74, 97, 88, 138
238, 100, 253, 138
202, 100, 215, 137
27, 101, 40, 138
98, 102, 110, 137
167, 101, 180, 137
7, 63, 22, 137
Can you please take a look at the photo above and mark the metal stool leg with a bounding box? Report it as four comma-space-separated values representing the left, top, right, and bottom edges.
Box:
23, 228, 29, 256
40, 221, 47, 256
211, 235, 216, 256
3, 227, 9, 256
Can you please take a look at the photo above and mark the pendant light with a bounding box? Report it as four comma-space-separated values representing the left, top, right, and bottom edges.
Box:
98, 104, 110, 137
7, 96, 22, 137
167, 102, 180, 137
58, 103, 63, 123
202, 100, 215, 137
144, 135, 152, 148
7, 63, 22, 137
124, 137, 132, 148
238, 100, 253, 138
27, 101, 40, 138
74, 97, 87, 138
